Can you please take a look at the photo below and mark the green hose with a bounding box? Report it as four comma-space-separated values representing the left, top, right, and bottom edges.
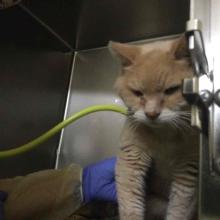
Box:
0, 105, 127, 159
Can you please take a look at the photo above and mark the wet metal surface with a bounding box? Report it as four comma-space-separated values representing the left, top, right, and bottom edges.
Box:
56, 47, 125, 168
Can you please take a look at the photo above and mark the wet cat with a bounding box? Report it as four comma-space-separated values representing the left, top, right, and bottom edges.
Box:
109, 36, 199, 220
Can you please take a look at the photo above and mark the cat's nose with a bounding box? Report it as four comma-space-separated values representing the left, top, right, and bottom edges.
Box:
145, 111, 160, 120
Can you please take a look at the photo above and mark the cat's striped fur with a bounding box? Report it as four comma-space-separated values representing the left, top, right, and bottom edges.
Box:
110, 36, 199, 220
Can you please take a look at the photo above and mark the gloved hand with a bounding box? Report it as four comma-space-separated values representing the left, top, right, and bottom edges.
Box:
82, 157, 117, 203
0, 191, 7, 220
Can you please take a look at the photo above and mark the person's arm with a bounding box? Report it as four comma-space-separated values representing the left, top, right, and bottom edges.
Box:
82, 157, 117, 203
0, 163, 82, 220
0, 191, 7, 220
0, 157, 116, 220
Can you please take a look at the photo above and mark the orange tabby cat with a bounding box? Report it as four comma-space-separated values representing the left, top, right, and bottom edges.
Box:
109, 36, 199, 220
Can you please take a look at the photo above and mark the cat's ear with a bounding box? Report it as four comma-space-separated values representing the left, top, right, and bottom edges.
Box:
109, 41, 140, 67
170, 35, 189, 60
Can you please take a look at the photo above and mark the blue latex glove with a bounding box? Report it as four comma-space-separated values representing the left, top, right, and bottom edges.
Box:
0, 191, 7, 220
82, 157, 117, 203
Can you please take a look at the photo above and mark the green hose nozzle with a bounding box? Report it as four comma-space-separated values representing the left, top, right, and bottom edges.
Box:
0, 105, 127, 159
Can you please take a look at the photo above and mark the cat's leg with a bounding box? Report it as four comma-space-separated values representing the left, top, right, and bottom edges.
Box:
116, 145, 152, 220
165, 183, 197, 220
165, 163, 198, 220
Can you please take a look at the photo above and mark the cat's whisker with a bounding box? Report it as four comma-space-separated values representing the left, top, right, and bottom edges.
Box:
171, 118, 182, 132
180, 120, 192, 130
176, 112, 191, 123
172, 116, 192, 135
178, 112, 191, 116
128, 118, 140, 132
174, 116, 190, 133
177, 116, 191, 122
168, 120, 178, 130
178, 115, 191, 122
178, 113, 191, 117
128, 120, 136, 130
178, 112, 191, 115
177, 111, 191, 115
130, 120, 138, 130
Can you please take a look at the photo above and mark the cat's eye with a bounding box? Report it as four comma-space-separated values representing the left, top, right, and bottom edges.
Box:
164, 85, 181, 95
131, 89, 143, 97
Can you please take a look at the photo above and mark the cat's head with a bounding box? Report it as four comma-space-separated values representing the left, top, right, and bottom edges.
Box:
109, 36, 192, 127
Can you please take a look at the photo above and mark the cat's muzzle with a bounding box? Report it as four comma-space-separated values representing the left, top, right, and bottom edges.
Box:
127, 107, 135, 117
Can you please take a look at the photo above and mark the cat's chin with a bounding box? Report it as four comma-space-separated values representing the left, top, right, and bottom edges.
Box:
146, 122, 163, 128
137, 118, 168, 128
145, 120, 166, 128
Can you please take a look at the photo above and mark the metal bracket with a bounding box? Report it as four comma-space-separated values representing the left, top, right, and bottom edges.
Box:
183, 17, 220, 220
183, 20, 212, 131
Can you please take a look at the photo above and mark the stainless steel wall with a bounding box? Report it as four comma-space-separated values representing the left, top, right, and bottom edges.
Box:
0, 6, 73, 178
0, 0, 190, 176
21, 0, 189, 49
56, 48, 125, 168
73, 0, 190, 49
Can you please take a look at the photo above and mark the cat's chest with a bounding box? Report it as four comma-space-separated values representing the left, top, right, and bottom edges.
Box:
147, 135, 198, 198
148, 130, 198, 172
133, 124, 198, 157
120, 124, 199, 200
151, 135, 192, 160
149, 130, 198, 196
121, 122, 199, 167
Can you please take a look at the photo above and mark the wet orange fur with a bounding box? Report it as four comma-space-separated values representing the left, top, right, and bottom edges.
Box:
113, 39, 193, 114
